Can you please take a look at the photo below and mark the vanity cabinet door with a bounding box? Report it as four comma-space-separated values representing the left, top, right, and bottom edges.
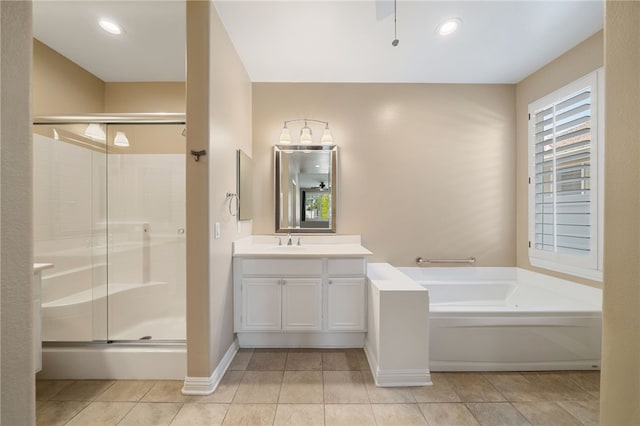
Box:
327, 277, 366, 331
242, 278, 281, 330
282, 278, 322, 331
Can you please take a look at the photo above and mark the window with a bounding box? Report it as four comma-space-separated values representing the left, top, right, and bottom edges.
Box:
528, 69, 604, 281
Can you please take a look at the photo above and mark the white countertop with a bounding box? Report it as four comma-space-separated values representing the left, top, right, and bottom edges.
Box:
34, 263, 54, 273
367, 263, 427, 292
233, 235, 373, 258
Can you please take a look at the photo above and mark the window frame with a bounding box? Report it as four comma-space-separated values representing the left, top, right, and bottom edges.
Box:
527, 68, 604, 282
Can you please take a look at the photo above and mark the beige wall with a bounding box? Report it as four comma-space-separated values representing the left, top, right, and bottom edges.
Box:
600, 1, 640, 423
1, 1, 35, 423
33, 40, 185, 116
185, 0, 252, 379
185, 0, 211, 377
209, 3, 252, 369
515, 31, 604, 288
105, 82, 185, 113
33, 39, 104, 116
253, 83, 516, 266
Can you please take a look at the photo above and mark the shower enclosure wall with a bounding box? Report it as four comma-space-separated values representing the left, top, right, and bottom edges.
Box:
33, 115, 186, 349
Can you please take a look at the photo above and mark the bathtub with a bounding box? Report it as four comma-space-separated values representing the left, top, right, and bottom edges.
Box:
398, 267, 602, 372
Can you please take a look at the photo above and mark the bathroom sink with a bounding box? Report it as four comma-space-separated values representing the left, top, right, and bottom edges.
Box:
268, 245, 306, 250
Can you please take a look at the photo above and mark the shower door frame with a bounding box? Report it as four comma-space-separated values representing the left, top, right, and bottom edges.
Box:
34, 113, 187, 344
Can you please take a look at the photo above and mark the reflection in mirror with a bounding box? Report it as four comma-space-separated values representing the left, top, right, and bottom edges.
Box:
275, 145, 337, 233
237, 150, 253, 221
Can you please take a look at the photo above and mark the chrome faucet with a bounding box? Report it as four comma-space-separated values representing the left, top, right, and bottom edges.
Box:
287, 233, 293, 246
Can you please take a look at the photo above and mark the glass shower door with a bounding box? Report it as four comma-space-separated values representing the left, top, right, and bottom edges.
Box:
33, 124, 108, 342
106, 124, 186, 341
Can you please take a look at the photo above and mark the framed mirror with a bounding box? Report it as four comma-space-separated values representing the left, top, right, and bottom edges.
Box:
237, 150, 253, 221
275, 145, 337, 233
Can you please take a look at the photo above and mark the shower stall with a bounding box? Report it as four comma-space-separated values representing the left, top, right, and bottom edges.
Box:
33, 114, 186, 378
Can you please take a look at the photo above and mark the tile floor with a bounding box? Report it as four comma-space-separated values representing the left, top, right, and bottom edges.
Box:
36, 348, 600, 426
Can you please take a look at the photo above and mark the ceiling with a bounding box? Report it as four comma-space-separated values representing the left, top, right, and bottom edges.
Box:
33, 0, 604, 84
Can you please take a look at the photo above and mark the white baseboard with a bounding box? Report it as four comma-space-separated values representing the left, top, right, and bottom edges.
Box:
237, 332, 365, 348
374, 368, 432, 387
182, 338, 239, 395
364, 341, 431, 387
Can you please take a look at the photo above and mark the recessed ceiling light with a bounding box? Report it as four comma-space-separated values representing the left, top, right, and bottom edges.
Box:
99, 19, 123, 35
436, 18, 461, 36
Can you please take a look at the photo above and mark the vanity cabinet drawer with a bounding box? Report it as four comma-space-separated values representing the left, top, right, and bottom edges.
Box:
243, 258, 323, 276
327, 258, 366, 275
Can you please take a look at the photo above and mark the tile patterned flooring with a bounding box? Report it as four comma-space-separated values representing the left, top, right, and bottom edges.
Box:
36, 348, 600, 426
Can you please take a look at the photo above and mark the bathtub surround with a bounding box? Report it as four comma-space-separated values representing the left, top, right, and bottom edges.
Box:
366, 263, 430, 387
400, 267, 602, 371
0, 1, 34, 423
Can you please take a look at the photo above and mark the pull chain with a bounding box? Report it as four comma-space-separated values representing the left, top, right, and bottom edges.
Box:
392, 0, 399, 47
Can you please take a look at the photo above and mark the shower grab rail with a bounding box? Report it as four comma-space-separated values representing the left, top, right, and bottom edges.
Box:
416, 256, 476, 264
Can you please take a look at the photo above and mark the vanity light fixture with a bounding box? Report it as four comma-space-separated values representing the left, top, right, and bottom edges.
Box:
114, 131, 130, 147
436, 18, 461, 36
278, 119, 334, 145
99, 19, 124, 35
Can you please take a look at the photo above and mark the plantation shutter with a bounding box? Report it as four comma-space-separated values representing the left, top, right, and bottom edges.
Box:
533, 87, 592, 256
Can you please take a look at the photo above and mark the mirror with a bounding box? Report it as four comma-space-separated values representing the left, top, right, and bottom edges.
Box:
237, 150, 253, 221
275, 145, 337, 233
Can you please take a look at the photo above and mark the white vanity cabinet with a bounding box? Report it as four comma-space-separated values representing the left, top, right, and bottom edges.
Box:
327, 277, 366, 331
281, 278, 322, 331
233, 255, 368, 347
327, 258, 367, 331
242, 277, 322, 331
242, 278, 282, 330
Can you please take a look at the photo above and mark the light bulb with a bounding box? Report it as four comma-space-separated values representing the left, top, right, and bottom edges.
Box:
279, 127, 291, 144
300, 127, 313, 144
321, 127, 333, 144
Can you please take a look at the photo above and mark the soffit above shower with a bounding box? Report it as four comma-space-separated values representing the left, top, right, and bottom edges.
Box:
32, 0, 603, 84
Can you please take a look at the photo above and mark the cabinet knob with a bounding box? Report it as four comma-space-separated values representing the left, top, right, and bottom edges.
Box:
328, 280, 332, 285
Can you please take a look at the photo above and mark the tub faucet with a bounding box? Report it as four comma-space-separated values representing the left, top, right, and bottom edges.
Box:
287, 233, 293, 246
